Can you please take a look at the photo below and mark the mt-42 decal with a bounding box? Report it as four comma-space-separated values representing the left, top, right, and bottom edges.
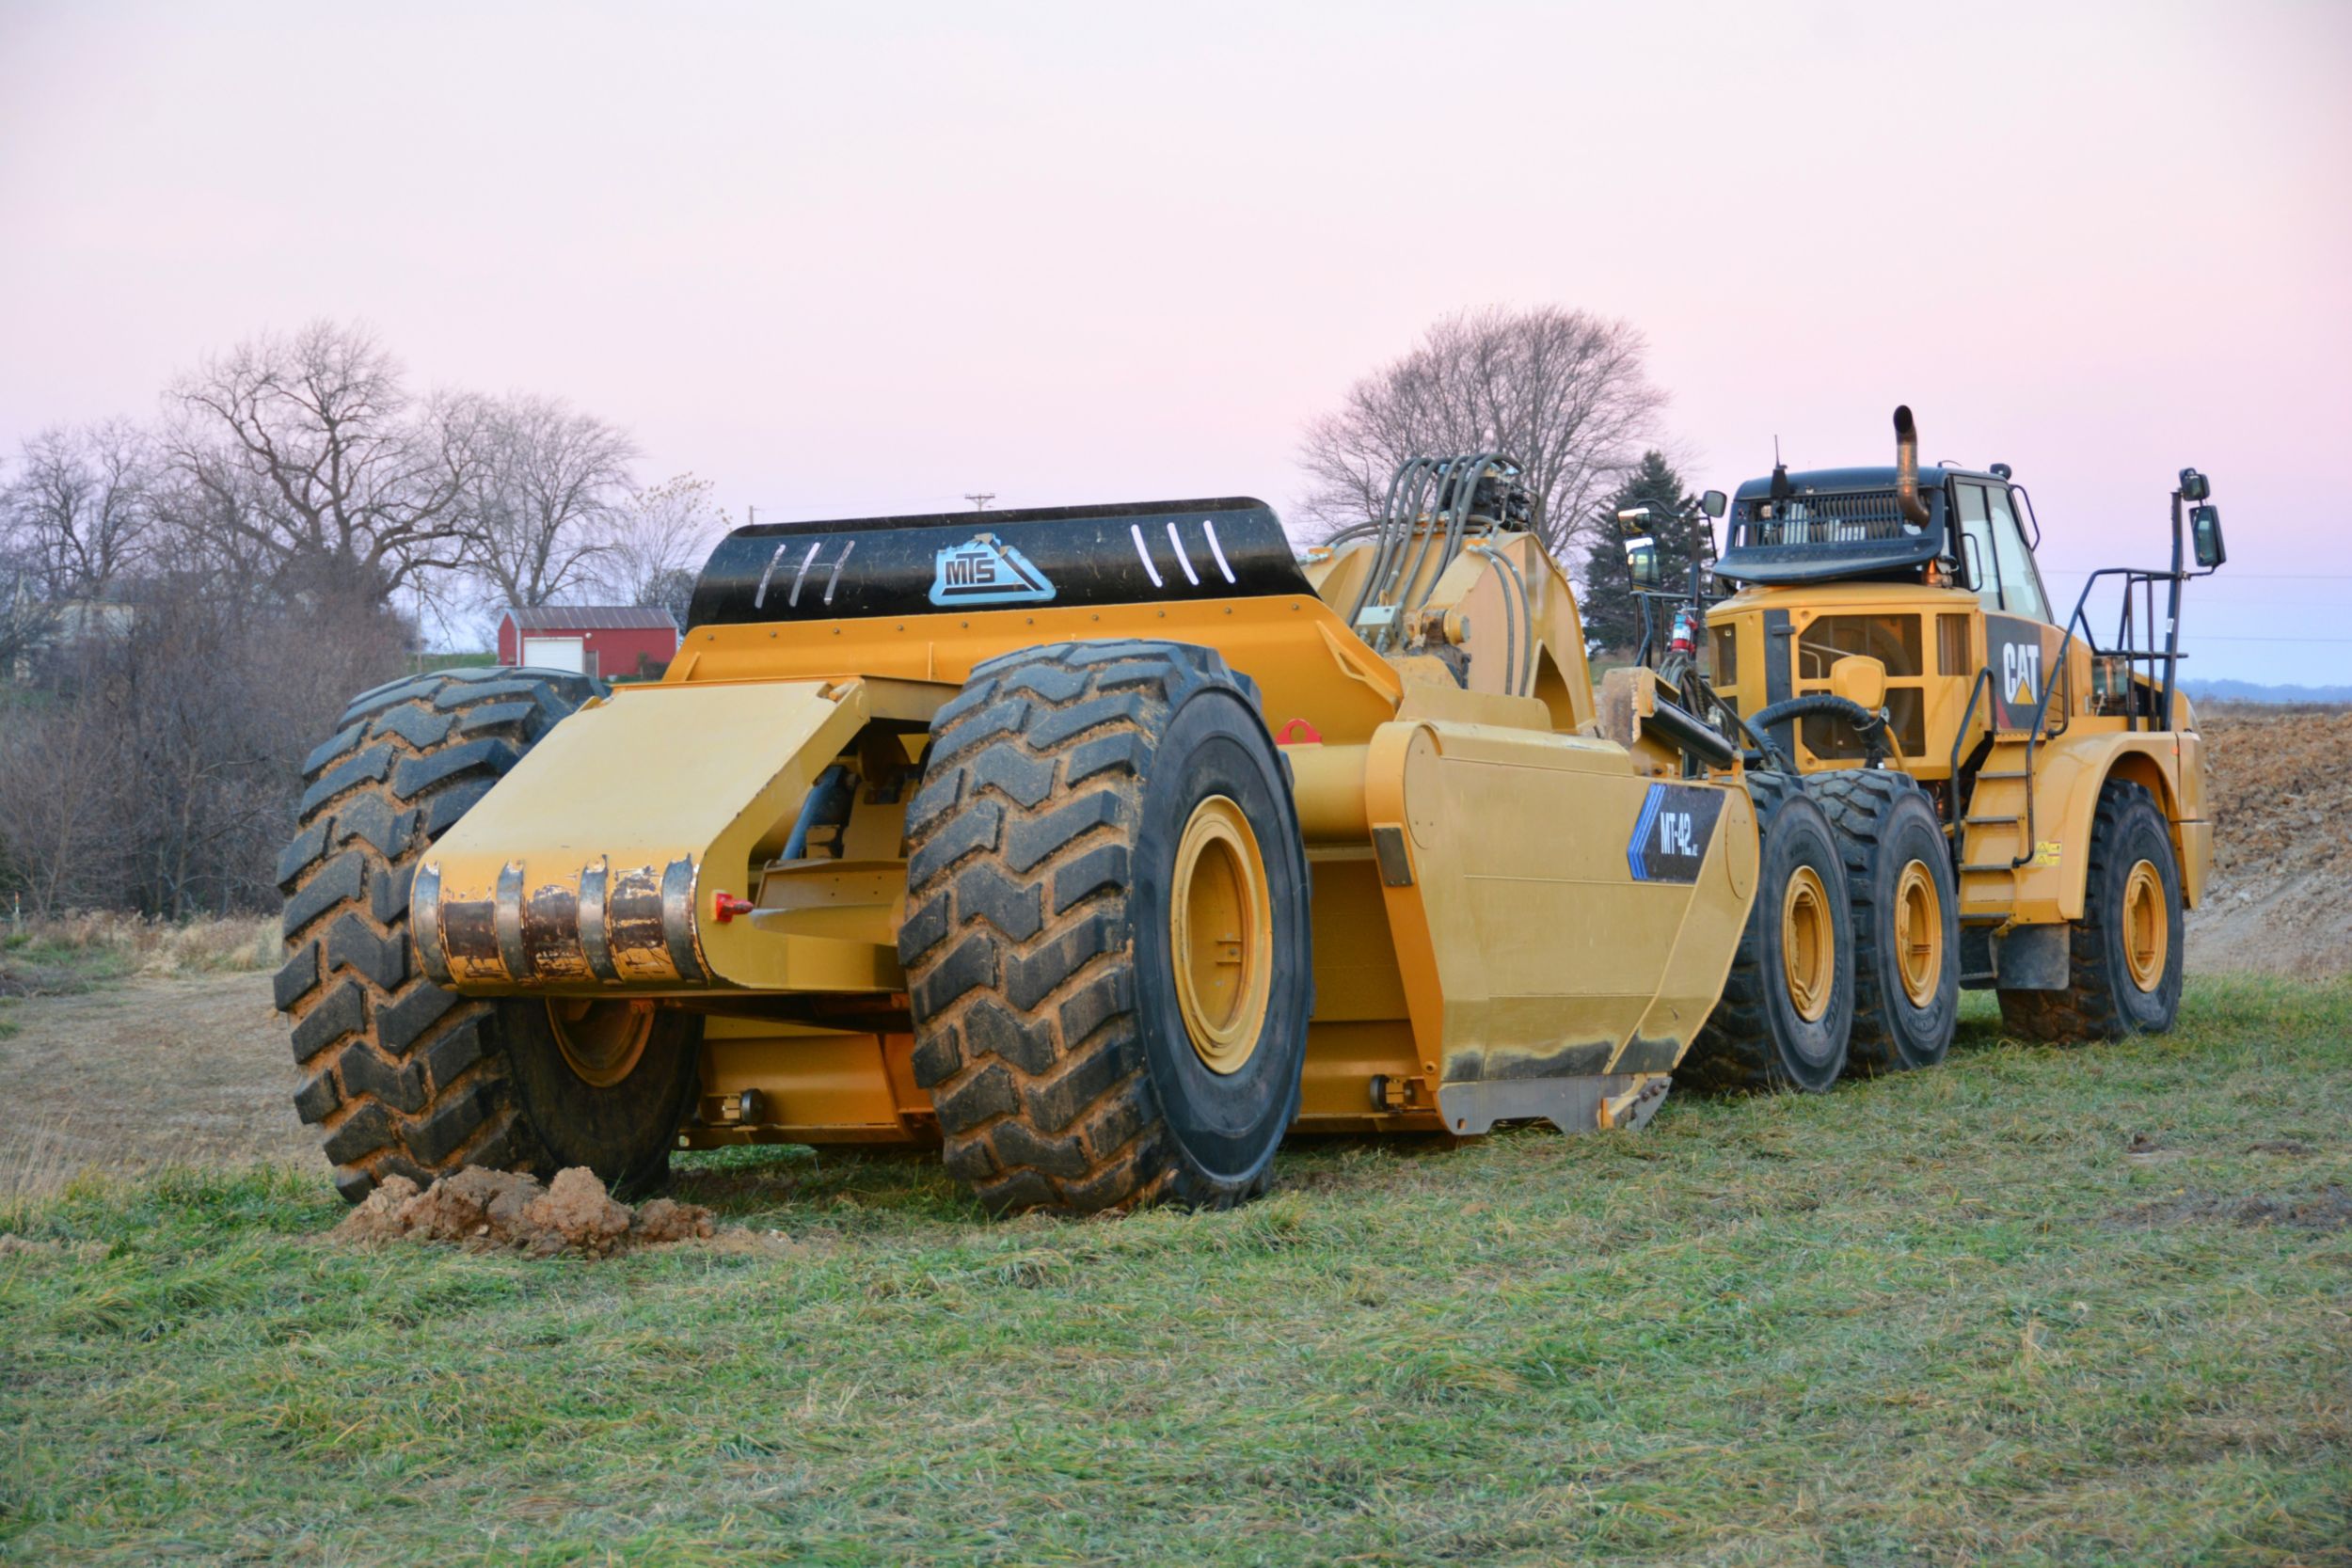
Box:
1627, 783, 1726, 884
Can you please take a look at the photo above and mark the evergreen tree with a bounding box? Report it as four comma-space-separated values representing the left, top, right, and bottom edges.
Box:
1577, 451, 1711, 657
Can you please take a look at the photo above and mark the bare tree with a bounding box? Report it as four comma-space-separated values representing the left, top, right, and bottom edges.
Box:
461, 393, 639, 610
0, 549, 55, 680
596, 473, 728, 627
1295, 306, 1667, 560
165, 321, 475, 603
2, 420, 157, 598
0, 568, 407, 917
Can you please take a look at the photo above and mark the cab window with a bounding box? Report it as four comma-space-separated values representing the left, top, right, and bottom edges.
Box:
1955, 483, 2050, 622
1955, 483, 2001, 612
1984, 486, 2050, 621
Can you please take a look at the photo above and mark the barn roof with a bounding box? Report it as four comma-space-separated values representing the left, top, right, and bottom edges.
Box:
504, 606, 678, 632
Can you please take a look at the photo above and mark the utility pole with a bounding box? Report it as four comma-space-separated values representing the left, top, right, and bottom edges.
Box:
747, 505, 756, 529
964, 492, 995, 512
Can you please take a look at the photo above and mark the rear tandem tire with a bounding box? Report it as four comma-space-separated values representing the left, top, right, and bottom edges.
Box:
1809, 769, 1960, 1075
1680, 771, 1856, 1094
275, 667, 701, 1202
1998, 780, 2184, 1042
898, 640, 1313, 1214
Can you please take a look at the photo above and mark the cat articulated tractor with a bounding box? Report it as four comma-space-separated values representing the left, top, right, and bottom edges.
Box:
277, 463, 1848, 1213
1635, 407, 2221, 1087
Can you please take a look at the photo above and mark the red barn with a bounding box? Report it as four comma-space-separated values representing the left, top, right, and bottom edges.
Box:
496, 606, 679, 679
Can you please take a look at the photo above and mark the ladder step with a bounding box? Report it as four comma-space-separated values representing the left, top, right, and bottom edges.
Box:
1960, 863, 2018, 874
1975, 769, 2030, 780
1965, 815, 2021, 827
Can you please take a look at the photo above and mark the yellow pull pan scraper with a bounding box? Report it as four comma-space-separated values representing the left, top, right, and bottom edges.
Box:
281, 421, 2201, 1214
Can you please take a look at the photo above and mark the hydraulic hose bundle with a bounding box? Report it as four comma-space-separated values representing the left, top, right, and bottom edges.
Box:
1343, 453, 1532, 674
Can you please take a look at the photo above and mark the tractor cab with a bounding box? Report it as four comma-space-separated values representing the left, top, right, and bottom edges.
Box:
1694, 406, 2215, 789
1715, 462, 2053, 626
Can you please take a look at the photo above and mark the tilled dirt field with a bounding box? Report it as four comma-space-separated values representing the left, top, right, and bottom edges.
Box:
2, 706, 2342, 1195
2185, 704, 2352, 976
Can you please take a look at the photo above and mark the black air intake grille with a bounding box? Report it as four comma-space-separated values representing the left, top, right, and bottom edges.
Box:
1730, 490, 1918, 548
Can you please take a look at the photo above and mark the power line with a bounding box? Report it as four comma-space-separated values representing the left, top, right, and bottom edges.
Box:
2041, 569, 2352, 581
740, 494, 973, 522
963, 492, 996, 512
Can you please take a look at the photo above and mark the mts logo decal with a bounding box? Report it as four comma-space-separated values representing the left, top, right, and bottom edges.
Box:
1989, 615, 2048, 731
1626, 784, 1726, 884
929, 533, 1055, 607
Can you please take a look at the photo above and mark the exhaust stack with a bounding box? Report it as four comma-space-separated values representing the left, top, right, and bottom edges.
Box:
1893, 404, 1930, 527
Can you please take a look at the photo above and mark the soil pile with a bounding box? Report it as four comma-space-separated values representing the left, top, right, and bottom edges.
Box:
337, 1165, 715, 1257
2185, 705, 2352, 975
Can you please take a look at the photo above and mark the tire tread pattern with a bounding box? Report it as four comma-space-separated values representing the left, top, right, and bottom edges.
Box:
275, 666, 601, 1200
898, 641, 1263, 1214
1678, 772, 1852, 1094
1808, 768, 1956, 1074
1998, 779, 2180, 1042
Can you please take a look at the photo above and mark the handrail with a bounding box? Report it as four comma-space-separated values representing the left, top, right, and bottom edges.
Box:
1948, 666, 1994, 837
2033, 561, 2192, 738
1987, 549, 2194, 872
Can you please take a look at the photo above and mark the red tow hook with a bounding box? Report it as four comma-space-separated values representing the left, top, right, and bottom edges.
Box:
711, 892, 755, 924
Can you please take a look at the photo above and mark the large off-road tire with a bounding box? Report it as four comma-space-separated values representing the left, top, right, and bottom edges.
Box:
1810, 770, 1960, 1074
1999, 779, 2184, 1042
898, 641, 1312, 1214
1679, 771, 1856, 1094
276, 667, 701, 1202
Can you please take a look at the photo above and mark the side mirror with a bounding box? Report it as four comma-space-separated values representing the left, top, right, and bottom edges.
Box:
2178, 467, 2211, 502
2191, 503, 2226, 569
1623, 535, 1661, 589
1616, 505, 1654, 538
1829, 654, 1888, 712
1699, 490, 1727, 518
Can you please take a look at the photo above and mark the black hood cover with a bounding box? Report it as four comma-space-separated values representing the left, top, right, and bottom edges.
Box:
686, 497, 1313, 629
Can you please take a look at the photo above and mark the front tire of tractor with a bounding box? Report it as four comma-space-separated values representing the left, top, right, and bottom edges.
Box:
276, 668, 702, 1202
898, 641, 1313, 1215
1680, 772, 1855, 1094
1810, 770, 1960, 1074
1998, 780, 2184, 1042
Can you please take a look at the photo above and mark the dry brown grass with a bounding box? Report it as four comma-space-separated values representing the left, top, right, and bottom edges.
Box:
0, 1117, 77, 1215
0, 911, 276, 997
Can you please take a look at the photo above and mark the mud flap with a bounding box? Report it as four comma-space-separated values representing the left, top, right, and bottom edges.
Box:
1993, 923, 2070, 990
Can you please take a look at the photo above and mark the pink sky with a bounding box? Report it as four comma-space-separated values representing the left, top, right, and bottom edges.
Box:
3, 1, 2347, 681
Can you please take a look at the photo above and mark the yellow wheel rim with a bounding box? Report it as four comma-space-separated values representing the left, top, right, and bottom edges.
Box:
1893, 858, 1944, 1008
547, 998, 655, 1088
1169, 795, 1274, 1075
1781, 864, 1834, 1024
2122, 859, 2169, 992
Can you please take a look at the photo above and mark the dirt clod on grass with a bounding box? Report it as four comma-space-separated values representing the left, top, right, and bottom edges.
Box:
2121, 1183, 2352, 1231
337, 1165, 715, 1257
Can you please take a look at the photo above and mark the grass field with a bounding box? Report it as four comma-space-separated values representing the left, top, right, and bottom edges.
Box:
4, 977, 2347, 1566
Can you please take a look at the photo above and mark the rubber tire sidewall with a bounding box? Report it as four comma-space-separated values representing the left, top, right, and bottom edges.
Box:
1753, 793, 1855, 1092
2093, 791, 2185, 1034
498, 1002, 702, 1199
1127, 685, 1311, 1193
1852, 786, 1961, 1071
